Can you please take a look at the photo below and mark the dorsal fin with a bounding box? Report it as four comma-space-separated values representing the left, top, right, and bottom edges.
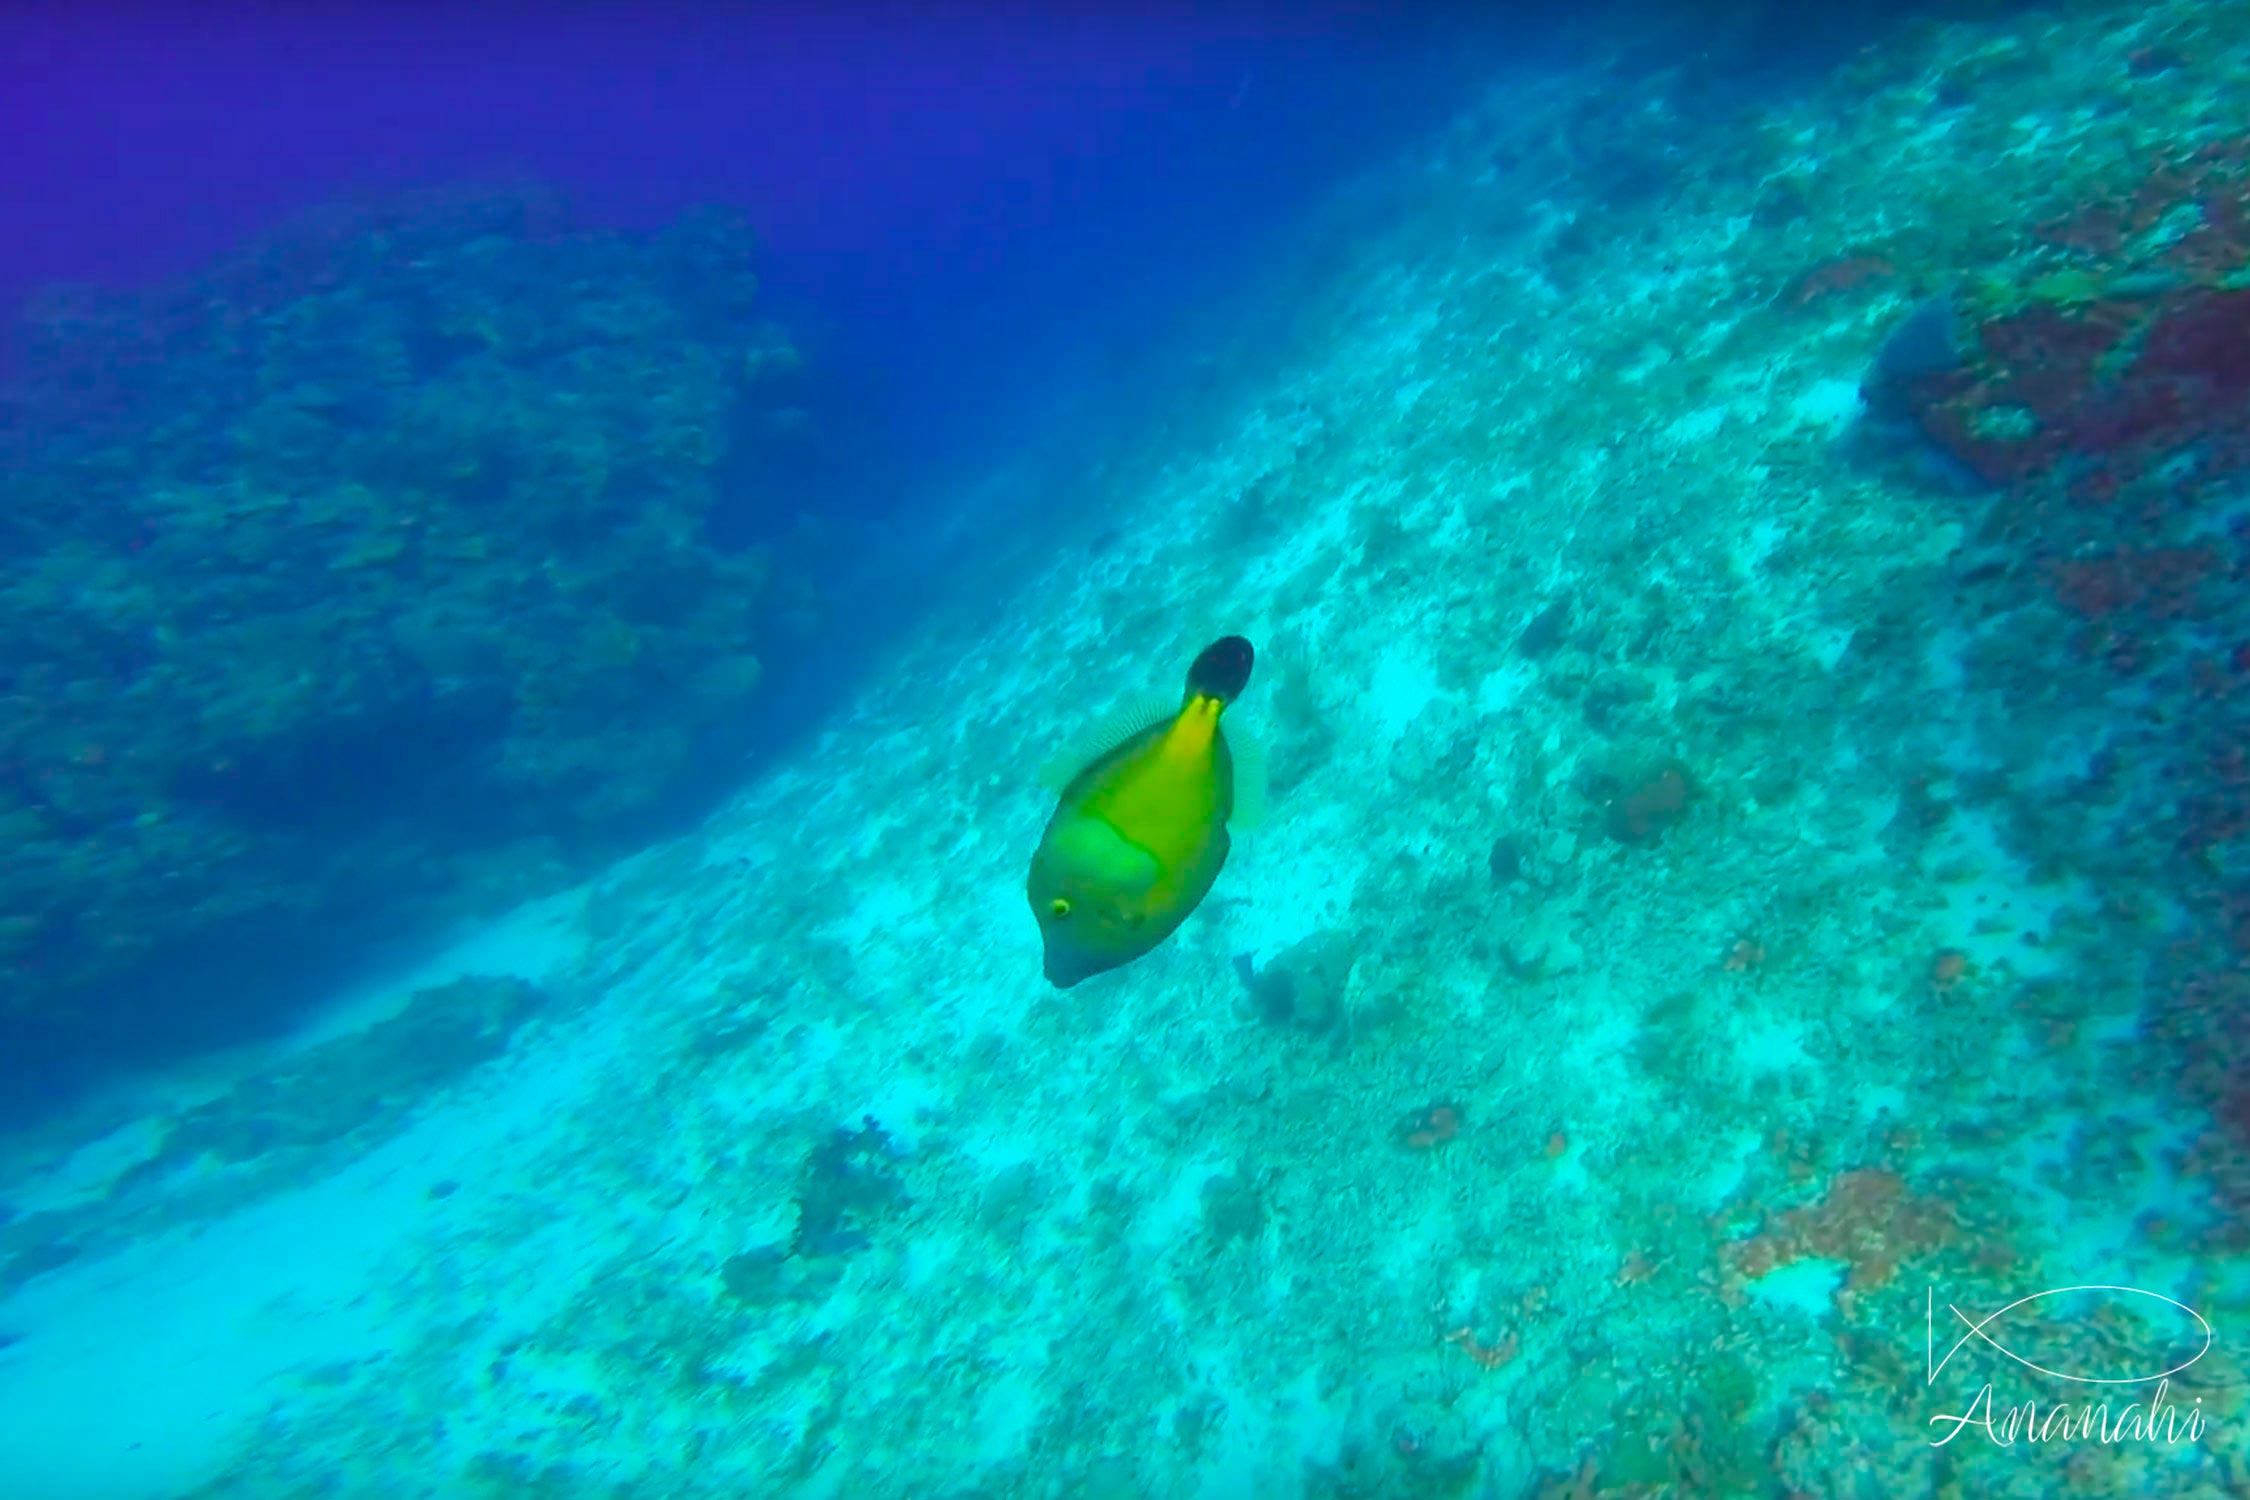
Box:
1038, 691, 1177, 793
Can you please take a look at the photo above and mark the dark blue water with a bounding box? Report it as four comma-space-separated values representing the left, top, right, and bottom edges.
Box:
2, 7, 1517, 494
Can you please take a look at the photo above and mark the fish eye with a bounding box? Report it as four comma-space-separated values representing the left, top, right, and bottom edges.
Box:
1049, 898, 1072, 918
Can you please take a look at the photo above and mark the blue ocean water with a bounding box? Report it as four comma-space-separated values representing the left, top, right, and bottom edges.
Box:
1, 2, 2245, 1497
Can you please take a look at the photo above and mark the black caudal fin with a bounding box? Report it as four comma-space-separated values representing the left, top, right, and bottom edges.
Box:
1185, 636, 1255, 703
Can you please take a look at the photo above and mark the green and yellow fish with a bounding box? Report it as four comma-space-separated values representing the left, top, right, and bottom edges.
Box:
1028, 635, 1260, 988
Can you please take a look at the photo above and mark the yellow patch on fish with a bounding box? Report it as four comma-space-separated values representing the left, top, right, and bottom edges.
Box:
1028, 636, 1258, 988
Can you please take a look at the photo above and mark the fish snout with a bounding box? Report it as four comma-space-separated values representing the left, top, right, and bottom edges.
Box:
1041, 945, 1095, 989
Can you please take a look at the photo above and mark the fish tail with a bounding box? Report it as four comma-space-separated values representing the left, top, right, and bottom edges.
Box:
1185, 636, 1254, 705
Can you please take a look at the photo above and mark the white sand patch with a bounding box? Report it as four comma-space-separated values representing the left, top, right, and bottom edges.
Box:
0, 952, 637, 1498
1788, 376, 1864, 429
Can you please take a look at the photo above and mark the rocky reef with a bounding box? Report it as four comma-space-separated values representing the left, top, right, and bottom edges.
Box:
0, 188, 812, 1086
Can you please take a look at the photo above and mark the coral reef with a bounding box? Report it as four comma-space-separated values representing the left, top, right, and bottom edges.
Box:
1864, 140, 2250, 676
1719, 1166, 1959, 1298
1861, 131, 2250, 1243
0, 189, 809, 1077
1596, 757, 1696, 846
1887, 137, 2250, 496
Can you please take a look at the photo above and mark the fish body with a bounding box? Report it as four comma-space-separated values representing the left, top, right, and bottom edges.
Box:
1028, 636, 1255, 988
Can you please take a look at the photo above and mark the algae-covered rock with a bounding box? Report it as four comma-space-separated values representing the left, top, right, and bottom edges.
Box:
1236, 928, 1359, 1035
790, 1117, 910, 1258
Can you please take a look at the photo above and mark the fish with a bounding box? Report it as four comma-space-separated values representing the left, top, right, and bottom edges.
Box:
1027, 635, 1261, 988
